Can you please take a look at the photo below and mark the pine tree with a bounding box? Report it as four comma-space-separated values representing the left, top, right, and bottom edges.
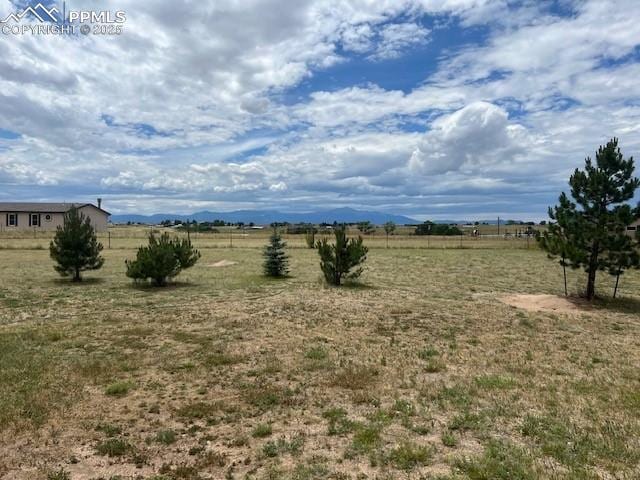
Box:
126, 232, 200, 286
49, 206, 104, 282
539, 138, 640, 300
263, 229, 289, 277
317, 224, 368, 285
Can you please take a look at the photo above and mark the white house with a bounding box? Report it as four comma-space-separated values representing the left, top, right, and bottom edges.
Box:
0, 201, 110, 232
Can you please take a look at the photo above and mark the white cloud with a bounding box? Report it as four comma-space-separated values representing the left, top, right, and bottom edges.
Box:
409, 102, 530, 175
370, 22, 430, 60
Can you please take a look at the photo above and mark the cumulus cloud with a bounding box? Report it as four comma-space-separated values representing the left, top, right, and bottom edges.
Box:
409, 102, 529, 175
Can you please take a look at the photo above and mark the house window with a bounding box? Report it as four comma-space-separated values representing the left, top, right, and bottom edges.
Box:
7, 213, 17, 226
30, 213, 40, 227
628, 226, 637, 231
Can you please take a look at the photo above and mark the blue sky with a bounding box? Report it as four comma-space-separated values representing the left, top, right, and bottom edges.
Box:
0, 0, 639, 219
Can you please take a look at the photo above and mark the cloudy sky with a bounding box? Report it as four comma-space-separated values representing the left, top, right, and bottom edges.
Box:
0, 0, 639, 219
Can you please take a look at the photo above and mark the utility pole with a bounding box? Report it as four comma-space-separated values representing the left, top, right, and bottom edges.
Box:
497, 217, 500, 236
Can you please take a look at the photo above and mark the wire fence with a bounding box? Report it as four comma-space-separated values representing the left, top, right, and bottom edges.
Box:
0, 226, 540, 251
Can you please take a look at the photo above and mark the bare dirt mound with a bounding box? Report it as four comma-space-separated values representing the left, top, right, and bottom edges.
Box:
501, 294, 593, 314
206, 260, 238, 267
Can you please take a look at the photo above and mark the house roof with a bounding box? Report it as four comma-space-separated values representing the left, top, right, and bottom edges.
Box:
0, 202, 111, 215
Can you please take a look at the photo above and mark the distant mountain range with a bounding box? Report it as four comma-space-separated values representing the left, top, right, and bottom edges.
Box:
110, 207, 419, 225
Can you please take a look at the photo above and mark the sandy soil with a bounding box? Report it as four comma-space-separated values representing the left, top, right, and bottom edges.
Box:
501, 293, 594, 314
206, 260, 238, 267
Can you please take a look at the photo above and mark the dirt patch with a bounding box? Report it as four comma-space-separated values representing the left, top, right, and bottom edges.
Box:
206, 260, 238, 267
501, 294, 593, 314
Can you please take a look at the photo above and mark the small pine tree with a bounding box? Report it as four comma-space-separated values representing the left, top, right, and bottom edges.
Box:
126, 232, 200, 286
384, 221, 396, 248
49, 206, 104, 282
263, 229, 289, 277
317, 224, 368, 285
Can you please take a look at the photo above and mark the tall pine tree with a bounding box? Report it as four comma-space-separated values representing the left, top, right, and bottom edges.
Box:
263, 229, 289, 277
50, 207, 104, 282
539, 138, 640, 300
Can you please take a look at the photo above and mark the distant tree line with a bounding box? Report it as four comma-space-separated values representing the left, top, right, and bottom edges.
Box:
414, 222, 463, 236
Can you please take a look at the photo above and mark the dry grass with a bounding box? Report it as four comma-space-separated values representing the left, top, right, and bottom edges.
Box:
0, 236, 639, 479
0, 224, 540, 250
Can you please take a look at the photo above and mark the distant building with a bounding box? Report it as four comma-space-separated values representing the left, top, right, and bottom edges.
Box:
0, 201, 110, 232
628, 218, 640, 235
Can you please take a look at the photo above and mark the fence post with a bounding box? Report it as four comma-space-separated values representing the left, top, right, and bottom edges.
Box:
108, 231, 111, 249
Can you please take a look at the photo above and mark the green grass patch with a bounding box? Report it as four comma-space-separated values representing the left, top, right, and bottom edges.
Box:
387, 441, 433, 470
95, 437, 132, 457
322, 408, 356, 436
418, 347, 439, 359
351, 423, 383, 454
262, 434, 305, 458
474, 374, 517, 390
304, 345, 328, 361
454, 439, 535, 479
448, 410, 488, 432
441, 430, 458, 447
175, 401, 221, 421
521, 414, 640, 471
105, 381, 133, 396
252, 423, 273, 438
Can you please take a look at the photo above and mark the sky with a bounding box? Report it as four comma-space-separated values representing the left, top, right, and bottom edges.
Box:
0, 0, 639, 220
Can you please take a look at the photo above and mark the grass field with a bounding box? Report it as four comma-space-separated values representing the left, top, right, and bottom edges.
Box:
1, 229, 639, 479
